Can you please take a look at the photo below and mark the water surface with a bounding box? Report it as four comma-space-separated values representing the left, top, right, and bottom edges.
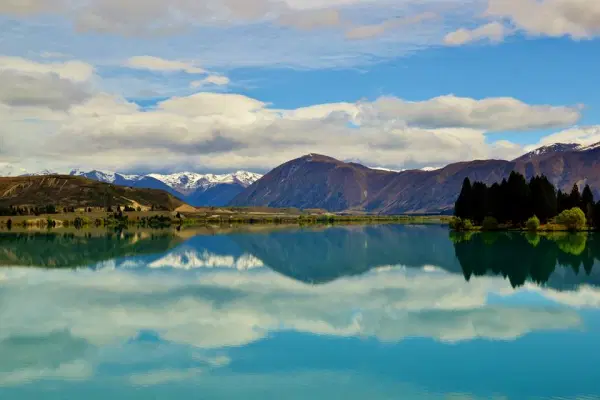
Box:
1, 225, 600, 399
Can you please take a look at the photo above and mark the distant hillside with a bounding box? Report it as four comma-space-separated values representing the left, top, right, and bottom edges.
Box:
230, 145, 600, 214
0, 175, 185, 210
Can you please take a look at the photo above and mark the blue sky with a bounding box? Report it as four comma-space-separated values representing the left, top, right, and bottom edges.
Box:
1, 0, 600, 174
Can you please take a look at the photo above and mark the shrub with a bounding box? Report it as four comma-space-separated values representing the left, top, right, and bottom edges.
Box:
449, 217, 474, 231
526, 215, 541, 232
482, 216, 499, 231
556, 207, 586, 231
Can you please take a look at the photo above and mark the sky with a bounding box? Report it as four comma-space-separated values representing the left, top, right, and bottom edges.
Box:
1, 0, 600, 174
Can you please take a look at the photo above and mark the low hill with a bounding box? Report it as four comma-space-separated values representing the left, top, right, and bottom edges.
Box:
0, 175, 185, 211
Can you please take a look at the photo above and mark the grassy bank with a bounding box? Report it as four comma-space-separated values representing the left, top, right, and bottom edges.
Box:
0, 210, 451, 230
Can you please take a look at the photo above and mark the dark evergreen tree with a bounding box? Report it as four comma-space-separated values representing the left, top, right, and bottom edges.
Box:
557, 189, 569, 213
454, 177, 473, 220
593, 201, 600, 228
582, 184, 594, 220
529, 175, 557, 223
507, 171, 532, 224
568, 183, 581, 210
471, 182, 488, 224
488, 182, 503, 222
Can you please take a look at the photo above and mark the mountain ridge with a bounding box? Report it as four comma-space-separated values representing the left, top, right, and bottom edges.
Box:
231, 143, 600, 214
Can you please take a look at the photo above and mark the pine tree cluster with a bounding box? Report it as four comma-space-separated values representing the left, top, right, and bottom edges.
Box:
454, 172, 599, 227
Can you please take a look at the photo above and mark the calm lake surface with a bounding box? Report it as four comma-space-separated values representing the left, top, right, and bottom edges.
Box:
1, 225, 600, 399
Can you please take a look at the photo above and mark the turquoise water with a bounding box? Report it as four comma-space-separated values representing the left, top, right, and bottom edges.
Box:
1, 225, 600, 399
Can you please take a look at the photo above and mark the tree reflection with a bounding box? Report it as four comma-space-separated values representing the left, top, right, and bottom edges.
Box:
452, 231, 600, 288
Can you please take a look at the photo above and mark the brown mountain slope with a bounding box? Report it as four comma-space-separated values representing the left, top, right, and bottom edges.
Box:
0, 175, 185, 210
230, 147, 600, 214
229, 154, 397, 211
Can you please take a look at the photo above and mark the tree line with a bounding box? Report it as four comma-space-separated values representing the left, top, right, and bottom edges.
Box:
0, 204, 146, 217
454, 171, 600, 227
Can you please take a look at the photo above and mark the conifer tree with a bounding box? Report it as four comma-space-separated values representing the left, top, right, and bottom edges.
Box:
582, 184, 595, 221
471, 181, 488, 224
454, 177, 472, 220
568, 183, 581, 210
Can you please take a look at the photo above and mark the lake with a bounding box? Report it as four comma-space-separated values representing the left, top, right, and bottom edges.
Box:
1, 225, 600, 399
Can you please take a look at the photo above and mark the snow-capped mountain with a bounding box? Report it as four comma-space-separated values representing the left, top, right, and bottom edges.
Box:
147, 171, 262, 195
516, 142, 600, 162
66, 169, 263, 207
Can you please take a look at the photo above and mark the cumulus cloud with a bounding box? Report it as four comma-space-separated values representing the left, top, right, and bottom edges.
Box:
0, 56, 94, 82
444, 22, 510, 46
0, 84, 584, 172
0, 57, 94, 111
448, 0, 600, 46
0, 70, 91, 111
486, 0, 600, 39
124, 56, 205, 74
358, 95, 581, 131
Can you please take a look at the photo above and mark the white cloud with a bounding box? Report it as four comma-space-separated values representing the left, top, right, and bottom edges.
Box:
0, 70, 92, 110
447, 0, 600, 46
1, 83, 583, 172
124, 56, 206, 74
346, 12, 438, 41
358, 95, 581, 131
0, 57, 95, 111
444, 22, 510, 46
190, 75, 231, 88
526, 126, 600, 151
486, 0, 600, 39
0, 56, 94, 82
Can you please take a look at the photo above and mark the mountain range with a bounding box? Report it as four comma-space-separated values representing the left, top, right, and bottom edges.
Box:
230, 143, 600, 214
0, 166, 263, 207
3, 142, 600, 213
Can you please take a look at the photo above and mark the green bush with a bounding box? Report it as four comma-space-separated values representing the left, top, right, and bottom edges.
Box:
449, 217, 474, 231
482, 216, 499, 231
556, 207, 586, 231
526, 215, 540, 231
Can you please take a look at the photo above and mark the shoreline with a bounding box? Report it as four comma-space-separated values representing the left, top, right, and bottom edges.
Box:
0, 211, 451, 231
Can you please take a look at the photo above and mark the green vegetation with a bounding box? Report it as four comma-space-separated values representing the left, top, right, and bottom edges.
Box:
555, 208, 587, 231
449, 217, 474, 231
453, 171, 598, 231
526, 216, 540, 232
482, 216, 499, 231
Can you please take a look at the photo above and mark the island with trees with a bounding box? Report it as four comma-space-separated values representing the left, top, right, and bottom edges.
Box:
451, 171, 599, 231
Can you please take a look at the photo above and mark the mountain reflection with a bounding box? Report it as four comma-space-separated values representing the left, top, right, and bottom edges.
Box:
451, 232, 600, 288
1, 226, 600, 290
230, 225, 460, 283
